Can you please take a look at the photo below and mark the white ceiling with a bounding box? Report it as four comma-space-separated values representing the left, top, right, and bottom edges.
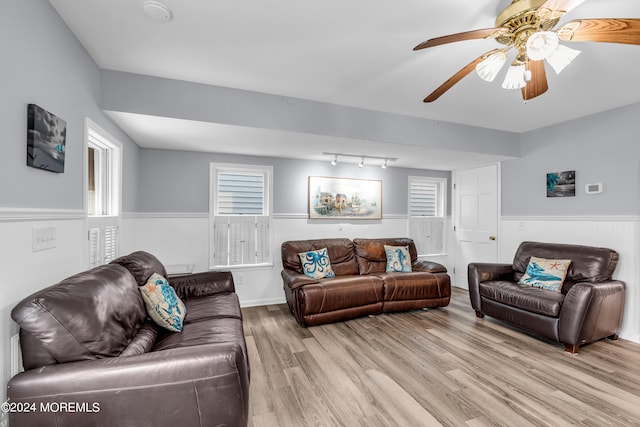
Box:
49, 0, 640, 170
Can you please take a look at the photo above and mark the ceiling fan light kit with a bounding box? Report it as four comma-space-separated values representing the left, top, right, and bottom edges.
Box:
476, 51, 508, 81
414, 0, 640, 102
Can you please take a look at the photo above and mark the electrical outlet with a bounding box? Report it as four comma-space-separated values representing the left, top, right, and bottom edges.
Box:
32, 226, 56, 252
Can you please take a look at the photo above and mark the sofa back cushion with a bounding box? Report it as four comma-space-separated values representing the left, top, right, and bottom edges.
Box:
110, 250, 168, 285
513, 241, 619, 285
11, 264, 147, 369
281, 238, 359, 276
353, 238, 418, 274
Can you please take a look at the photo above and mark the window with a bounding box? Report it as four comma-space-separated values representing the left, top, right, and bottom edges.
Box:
408, 176, 446, 256
86, 119, 122, 267
210, 163, 272, 268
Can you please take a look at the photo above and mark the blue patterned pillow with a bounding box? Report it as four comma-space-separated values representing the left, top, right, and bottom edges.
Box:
384, 245, 412, 273
139, 272, 186, 332
518, 256, 571, 292
298, 248, 335, 279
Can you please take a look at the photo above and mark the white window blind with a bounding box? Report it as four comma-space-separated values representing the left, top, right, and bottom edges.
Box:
88, 225, 119, 268
408, 177, 446, 256
210, 163, 272, 268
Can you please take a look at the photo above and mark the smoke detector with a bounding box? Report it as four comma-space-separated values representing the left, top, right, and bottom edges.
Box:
143, 1, 172, 22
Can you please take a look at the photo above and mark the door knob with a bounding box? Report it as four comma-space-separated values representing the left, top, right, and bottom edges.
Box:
489, 235, 496, 241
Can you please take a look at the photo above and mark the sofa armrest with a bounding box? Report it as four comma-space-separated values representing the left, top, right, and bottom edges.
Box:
281, 269, 317, 291
169, 270, 235, 299
8, 342, 249, 426
558, 280, 626, 346
467, 263, 514, 312
412, 260, 447, 273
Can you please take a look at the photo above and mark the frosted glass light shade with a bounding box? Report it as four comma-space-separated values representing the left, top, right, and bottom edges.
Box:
501, 64, 527, 89
475, 51, 507, 82
526, 31, 559, 60
546, 44, 581, 74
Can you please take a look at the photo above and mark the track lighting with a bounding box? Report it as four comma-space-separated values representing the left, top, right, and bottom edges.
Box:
323, 152, 396, 169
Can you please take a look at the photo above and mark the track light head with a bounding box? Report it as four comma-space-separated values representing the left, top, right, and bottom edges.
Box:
358, 157, 364, 168
381, 159, 388, 169
331, 155, 338, 166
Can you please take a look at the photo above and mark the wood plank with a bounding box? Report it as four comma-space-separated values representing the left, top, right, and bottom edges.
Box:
241, 288, 640, 426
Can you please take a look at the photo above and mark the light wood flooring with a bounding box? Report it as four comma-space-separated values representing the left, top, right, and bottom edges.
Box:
242, 288, 640, 426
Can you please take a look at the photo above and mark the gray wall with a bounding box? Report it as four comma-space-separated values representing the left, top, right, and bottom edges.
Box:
0, 0, 140, 212
138, 149, 451, 215
501, 102, 640, 216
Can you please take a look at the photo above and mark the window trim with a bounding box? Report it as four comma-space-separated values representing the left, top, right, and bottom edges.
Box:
209, 162, 273, 269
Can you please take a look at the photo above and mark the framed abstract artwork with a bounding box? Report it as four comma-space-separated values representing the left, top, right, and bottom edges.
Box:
26, 104, 66, 173
547, 170, 575, 197
308, 176, 382, 219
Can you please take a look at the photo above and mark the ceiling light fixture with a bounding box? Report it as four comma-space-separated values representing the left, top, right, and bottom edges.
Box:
475, 51, 507, 82
546, 45, 581, 74
143, 1, 173, 22
323, 152, 397, 169
501, 63, 527, 90
525, 31, 559, 60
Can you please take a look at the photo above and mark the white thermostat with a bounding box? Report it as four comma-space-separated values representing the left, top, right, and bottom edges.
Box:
585, 183, 603, 194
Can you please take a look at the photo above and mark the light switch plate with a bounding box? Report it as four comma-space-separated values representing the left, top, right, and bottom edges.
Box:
32, 226, 56, 252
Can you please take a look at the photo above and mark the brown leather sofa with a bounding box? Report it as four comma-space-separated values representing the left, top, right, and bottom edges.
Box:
468, 241, 625, 353
281, 238, 451, 326
7, 251, 249, 427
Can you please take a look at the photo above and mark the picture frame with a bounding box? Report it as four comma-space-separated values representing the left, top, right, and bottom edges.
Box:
308, 176, 382, 220
26, 104, 66, 173
547, 170, 575, 197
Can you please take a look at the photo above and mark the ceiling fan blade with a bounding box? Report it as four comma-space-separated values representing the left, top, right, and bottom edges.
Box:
557, 19, 640, 45
536, 0, 587, 20
424, 49, 500, 102
521, 60, 548, 101
414, 28, 506, 50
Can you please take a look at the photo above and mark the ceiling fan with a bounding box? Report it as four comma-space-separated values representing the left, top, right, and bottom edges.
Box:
414, 0, 640, 102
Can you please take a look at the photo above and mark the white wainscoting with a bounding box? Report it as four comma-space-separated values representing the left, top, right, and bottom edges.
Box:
501, 216, 639, 343
126, 213, 453, 308
0, 209, 87, 403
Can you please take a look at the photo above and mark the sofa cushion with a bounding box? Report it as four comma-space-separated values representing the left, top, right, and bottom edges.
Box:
479, 280, 565, 317
377, 271, 450, 301
111, 251, 168, 286
518, 257, 571, 292
153, 317, 245, 352
140, 273, 187, 332
281, 238, 359, 276
384, 245, 412, 273
11, 264, 146, 367
299, 275, 384, 315
512, 241, 619, 284
184, 292, 242, 323
353, 238, 418, 274
298, 248, 335, 279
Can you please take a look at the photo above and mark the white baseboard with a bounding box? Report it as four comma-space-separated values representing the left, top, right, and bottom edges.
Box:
240, 297, 286, 308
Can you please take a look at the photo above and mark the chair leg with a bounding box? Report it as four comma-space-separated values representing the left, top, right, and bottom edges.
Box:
563, 343, 579, 354
475, 311, 484, 318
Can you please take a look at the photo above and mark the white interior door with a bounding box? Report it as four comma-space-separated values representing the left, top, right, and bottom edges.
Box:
453, 164, 500, 289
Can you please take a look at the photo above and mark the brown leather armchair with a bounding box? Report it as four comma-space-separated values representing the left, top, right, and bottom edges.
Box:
468, 241, 625, 353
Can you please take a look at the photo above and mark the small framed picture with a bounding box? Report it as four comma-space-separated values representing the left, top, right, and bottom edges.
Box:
27, 104, 66, 173
547, 170, 575, 197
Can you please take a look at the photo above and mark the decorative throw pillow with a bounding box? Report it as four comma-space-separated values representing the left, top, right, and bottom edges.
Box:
298, 248, 335, 279
518, 256, 571, 292
384, 245, 412, 273
139, 272, 186, 332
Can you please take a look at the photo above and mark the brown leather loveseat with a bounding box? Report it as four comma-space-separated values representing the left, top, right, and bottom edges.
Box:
281, 238, 451, 326
7, 251, 250, 427
468, 241, 625, 353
